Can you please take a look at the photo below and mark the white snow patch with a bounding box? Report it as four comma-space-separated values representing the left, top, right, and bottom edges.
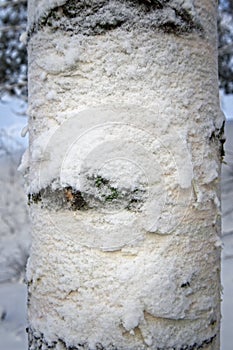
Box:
64, 47, 80, 67
28, 0, 67, 27
46, 90, 58, 101
21, 124, 29, 138
40, 71, 47, 81
203, 159, 219, 184
121, 301, 144, 332
19, 32, 27, 45
18, 148, 30, 181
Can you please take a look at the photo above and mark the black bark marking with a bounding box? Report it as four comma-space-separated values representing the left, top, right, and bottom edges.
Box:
180, 281, 190, 288
28, 185, 88, 211
28, 192, 42, 205
28, 177, 145, 212
179, 334, 217, 349
28, 328, 119, 350
28, 326, 217, 350
64, 186, 87, 210
28, 0, 203, 39
209, 120, 226, 161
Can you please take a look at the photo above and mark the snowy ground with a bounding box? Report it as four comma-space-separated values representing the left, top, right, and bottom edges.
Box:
221, 120, 233, 350
0, 122, 232, 350
0, 149, 30, 349
0, 282, 27, 350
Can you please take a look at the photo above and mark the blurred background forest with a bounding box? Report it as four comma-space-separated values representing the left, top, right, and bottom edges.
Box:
0, 1, 232, 349
0, 0, 233, 99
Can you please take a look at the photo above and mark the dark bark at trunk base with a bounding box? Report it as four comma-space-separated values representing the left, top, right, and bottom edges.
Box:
27, 327, 217, 350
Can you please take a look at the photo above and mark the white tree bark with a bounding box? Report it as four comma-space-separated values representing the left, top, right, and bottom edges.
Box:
25, 1, 223, 349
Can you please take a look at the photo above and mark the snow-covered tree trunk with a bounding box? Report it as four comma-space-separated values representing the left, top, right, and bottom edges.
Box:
25, 1, 223, 349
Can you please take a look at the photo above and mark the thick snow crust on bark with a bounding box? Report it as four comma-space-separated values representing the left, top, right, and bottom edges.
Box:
26, 0, 223, 349
27, 0, 203, 42
27, 0, 66, 28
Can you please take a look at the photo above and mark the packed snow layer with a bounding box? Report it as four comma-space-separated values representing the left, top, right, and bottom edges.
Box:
28, 0, 67, 28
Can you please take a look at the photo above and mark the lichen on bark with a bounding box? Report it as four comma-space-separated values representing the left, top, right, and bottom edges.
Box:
27, 178, 145, 212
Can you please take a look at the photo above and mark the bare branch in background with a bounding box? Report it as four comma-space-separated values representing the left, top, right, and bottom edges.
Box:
218, 0, 233, 94
0, 0, 232, 99
0, 25, 25, 31
0, 0, 26, 9
0, 0, 27, 100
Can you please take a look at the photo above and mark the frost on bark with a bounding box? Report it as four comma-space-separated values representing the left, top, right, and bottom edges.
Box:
24, 0, 223, 349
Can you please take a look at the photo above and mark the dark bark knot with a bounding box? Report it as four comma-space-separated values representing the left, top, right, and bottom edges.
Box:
209, 120, 225, 161
28, 186, 87, 211
27, 177, 146, 212
28, 0, 203, 39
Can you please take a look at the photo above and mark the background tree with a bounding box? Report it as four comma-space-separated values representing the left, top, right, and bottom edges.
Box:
218, 0, 233, 94
1, 0, 233, 99
0, 0, 27, 99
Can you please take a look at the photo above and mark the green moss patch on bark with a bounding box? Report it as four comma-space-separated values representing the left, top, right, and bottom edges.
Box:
27, 177, 145, 212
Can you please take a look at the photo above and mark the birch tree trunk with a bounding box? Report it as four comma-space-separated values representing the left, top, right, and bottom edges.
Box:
25, 1, 224, 349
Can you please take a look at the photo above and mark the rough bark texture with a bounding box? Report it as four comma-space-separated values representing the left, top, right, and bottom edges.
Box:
25, 0, 223, 349
27, 0, 203, 37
